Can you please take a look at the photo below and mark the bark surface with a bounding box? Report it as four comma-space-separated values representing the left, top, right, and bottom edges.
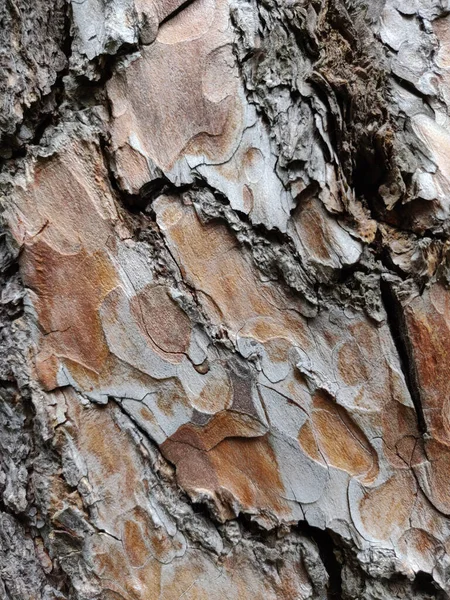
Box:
1, 0, 450, 598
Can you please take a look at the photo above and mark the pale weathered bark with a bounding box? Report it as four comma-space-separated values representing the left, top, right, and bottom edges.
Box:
1, 0, 450, 598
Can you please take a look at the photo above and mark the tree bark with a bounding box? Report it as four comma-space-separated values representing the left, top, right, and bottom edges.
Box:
1, 0, 450, 598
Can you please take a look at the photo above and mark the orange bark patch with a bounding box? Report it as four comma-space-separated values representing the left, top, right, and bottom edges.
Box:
403, 284, 450, 444
167, 410, 266, 452
382, 400, 421, 469
114, 143, 151, 194
63, 390, 143, 526
398, 528, 439, 573
35, 354, 60, 391
162, 431, 287, 519
209, 435, 287, 516
337, 339, 370, 387
264, 337, 292, 364
309, 391, 378, 481
123, 518, 151, 567
21, 239, 118, 383
91, 534, 162, 600
359, 471, 416, 540
8, 140, 117, 254
155, 197, 311, 349
139, 404, 159, 424
192, 363, 233, 414
414, 439, 450, 514
123, 506, 185, 567
293, 198, 331, 261
130, 284, 191, 360
108, 3, 242, 174
298, 420, 324, 464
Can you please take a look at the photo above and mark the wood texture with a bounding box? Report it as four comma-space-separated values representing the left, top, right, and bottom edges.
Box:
1, 1, 450, 598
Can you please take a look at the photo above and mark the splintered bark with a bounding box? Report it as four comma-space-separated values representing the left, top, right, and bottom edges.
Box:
2, 0, 450, 598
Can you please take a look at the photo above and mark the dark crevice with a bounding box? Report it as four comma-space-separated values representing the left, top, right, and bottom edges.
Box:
307, 71, 343, 156
99, 136, 190, 214
88, 41, 139, 86
0, 0, 73, 166
297, 522, 343, 600
352, 140, 388, 206
413, 571, 443, 596
391, 73, 435, 105
0, 2, 139, 168
380, 278, 427, 435
159, 0, 197, 27
109, 396, 161, 446
378, 244, 409, 281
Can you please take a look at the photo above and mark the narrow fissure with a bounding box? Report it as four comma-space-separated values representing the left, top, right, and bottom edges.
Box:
413, 571, 443, 596
297, 522, 343, 600
380, 278, 427, 435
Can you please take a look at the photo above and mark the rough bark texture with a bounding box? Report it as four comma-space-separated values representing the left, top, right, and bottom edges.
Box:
1, 0, 450, 598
